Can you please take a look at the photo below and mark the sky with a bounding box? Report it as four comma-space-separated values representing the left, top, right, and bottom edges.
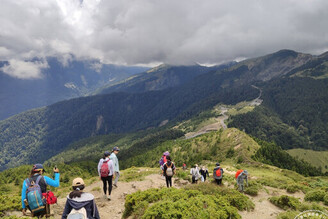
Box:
1, 0, 328, 79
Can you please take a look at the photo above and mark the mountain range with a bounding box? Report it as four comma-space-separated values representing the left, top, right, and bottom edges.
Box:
0, 57, 148, 120
1, 49, 328, 171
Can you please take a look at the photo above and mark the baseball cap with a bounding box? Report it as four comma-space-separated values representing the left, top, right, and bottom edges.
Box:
72, 177, 85, 187
104, 151, 111, 156
33, 164, 45, 172
112, 146, 120, 151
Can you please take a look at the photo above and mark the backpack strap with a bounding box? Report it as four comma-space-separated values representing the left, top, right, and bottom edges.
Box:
25, 178, 31, 188
35, 175, 43, 185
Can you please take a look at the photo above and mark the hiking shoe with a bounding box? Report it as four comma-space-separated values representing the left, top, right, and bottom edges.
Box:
108, 195, 111, 200
113, 184, 118, 188
103, 195, 107, 199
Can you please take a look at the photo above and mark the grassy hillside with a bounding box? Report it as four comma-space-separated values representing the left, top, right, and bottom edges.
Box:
288, 148, 328, 173
1, 126, 328, 218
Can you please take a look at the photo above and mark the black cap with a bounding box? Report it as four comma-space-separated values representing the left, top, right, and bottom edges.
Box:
112, 146, 120, 151
104, 151, 111, 156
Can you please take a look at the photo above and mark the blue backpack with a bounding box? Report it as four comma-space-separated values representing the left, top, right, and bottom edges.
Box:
25, 176, 46, 214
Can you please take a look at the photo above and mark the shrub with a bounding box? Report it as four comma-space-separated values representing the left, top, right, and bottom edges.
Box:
304, 189, 326, 202
323, 194, 328, 206
269, 195, 301, 210
123, 185, 253, 218
286, 184, 301, 193
0, 195, 21, 217
244, 181, 261, 196
276, 210, 298, 219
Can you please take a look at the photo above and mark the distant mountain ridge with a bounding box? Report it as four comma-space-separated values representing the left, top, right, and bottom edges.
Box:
0, 58, 148, 120
94, 62, 237, 94
1, 49, 327, 171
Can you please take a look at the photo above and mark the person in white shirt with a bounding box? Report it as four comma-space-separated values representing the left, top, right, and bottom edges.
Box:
110, 146, 120, 188
97, 151, 114, 200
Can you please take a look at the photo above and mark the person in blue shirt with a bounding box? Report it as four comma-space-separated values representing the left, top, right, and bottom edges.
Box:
21, 164, 60, 217
109, 146, 120, 188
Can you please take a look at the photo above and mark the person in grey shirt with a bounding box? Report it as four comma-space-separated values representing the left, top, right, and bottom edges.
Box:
110, 146, 120, 188
237, 170, 248, 192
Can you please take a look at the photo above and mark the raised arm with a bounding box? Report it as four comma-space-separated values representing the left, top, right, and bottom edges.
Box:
44, 173, 60, 187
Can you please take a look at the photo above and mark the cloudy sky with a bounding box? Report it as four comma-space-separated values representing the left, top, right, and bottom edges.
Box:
1, 0, 328, 79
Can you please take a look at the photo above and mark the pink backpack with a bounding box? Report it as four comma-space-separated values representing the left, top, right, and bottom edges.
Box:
100, 160, 109, 177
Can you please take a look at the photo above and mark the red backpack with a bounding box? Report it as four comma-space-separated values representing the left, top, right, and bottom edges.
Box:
100, 160, 109, 177
235, 169, 243, 179
216, 167, 222, 177
42, 191, 57, 204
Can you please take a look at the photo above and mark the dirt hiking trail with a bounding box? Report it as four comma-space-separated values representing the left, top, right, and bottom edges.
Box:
8, 169, 304, 218
52, 173, 180, 219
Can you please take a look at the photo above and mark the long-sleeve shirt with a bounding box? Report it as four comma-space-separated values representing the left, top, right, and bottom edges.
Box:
190, 168, 200, 180
21, 173, 60, 209
237, 173, 248, 186
109, 153, 119, 173
97, 158, 114, 177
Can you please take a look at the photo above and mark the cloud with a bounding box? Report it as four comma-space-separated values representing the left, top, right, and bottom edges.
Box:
1, 59, 49, 79
1, 0, 328, 78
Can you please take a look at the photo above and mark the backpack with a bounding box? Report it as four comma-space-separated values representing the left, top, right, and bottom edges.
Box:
67, 207, 87, 219
235, 169, 243, 179
215, 168, 222, 177
166, 163, 173, 176
43, 191, 57, 204
159, 155, 166, 166
25, 176, 46, 214
100, 160, 109, 177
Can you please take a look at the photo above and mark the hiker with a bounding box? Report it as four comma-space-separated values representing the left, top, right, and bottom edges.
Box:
213, 163, 224, 185
97, 151, 114, 200
62, 177, 100, 219
236, 170, 248, 192
200, 166, 209, 182
190, 164, 200, 184
110, 146, 120, 188
182, 163, 187, 171
159, 151, 170, 171
162, 155, 176, 187
21, 164, 60, 218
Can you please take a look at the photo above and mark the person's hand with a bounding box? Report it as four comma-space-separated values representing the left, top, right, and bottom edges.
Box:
22, 209, 27, 216
53, 167, 59, 173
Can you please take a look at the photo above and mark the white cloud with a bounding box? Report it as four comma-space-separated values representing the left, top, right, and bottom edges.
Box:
1, 0, 328, 78
0, 59, 49, 79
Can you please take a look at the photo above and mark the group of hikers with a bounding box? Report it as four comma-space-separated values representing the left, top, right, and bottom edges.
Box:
21, 146, 120, 219
159, 151, 249, 190
21, 148, 248, 218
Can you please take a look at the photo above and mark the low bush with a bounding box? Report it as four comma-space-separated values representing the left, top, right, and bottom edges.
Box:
123, 185, 254, 218
0, 195, 21, 217
286, 183, 301, 193
304, 189, 327, 202
244, 181, 261, 196
323, 194, 328, 206
276, 210, 299, 219
269, 195, 301, 210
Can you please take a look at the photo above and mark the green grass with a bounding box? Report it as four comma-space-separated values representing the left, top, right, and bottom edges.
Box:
287, 148, 328, 172
119, 167, 159, 182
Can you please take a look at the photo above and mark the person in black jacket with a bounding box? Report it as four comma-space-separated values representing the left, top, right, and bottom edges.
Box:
199, 166, 210, 182
162, 156, 176, 188
62, 178, 100, 219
